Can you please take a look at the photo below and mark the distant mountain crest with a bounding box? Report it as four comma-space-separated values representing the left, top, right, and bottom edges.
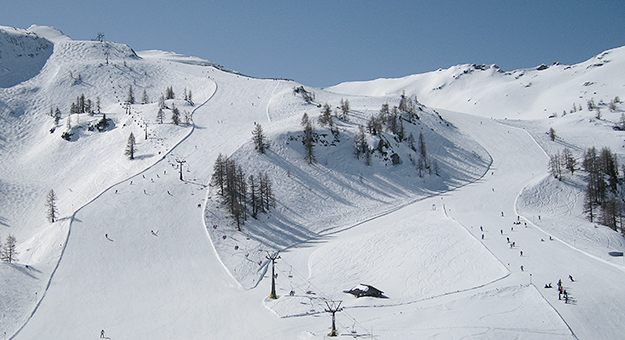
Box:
329, 46, 625, 119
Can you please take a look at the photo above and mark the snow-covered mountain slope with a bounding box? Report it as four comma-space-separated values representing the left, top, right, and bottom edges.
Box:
0, 26, 490, 338
1, 25, 624, 339
329, 46, 625, 120
0, 26, 54, 88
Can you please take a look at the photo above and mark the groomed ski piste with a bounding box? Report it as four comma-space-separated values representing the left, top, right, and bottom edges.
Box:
1, 26, 624, 339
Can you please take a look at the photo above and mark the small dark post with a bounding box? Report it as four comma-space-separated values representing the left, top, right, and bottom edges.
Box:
325, 301, 343, 337
144, 123, 148, 140
176, 159, 186, 181
266, 251, 281, 299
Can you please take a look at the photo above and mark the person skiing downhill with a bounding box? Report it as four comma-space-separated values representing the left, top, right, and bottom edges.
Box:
100, 329, 105, 338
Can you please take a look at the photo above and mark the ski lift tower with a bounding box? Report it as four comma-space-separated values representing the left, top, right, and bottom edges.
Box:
325, 300, 343, 337
175, 158, 186, 181
266, 251, 280, 299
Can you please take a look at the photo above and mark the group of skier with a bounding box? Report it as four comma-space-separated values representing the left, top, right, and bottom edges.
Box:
545, 277, 574, 304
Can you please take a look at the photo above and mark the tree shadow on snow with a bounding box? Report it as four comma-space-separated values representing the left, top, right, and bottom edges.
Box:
0, 215, 10, 227
133, 153, 155, 160
243, 213, 323, 250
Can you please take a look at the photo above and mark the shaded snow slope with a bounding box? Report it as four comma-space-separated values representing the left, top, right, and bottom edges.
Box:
0, 26, 53, 88
203, 83, 491, 288
329, 46, 625, 120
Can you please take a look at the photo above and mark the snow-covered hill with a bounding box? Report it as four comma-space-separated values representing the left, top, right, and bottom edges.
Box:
1, 25, 624, 339
329, 46, 625, 120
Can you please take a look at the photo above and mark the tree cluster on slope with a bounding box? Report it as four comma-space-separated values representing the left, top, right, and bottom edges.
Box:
582, 146, 623, 233
358, 100, 437, 176
367, 103, 405, 140
165, 86, 175, 100
317, 103, 340, 140
318, 103, 334, 128
293, 86, 315, 104
211, 154, 275, 230
70, 93, 95, 115
548, 148, 576, 180
183, 88, 194, 106
339, 98, 350, 121
353, 125, 371, 165
49, 107, 62, 128
398, 91, 420, 121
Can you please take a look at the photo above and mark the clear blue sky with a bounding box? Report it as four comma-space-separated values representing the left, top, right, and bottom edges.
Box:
3, 0, 624, 87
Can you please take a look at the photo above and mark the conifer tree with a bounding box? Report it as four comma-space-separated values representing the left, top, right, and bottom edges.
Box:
212, 153, 227, 195
142, 89, 149, 104
419, 131, 427, 168
171, 105, 180, 125
125, 132, 136, 160
319, 103, 333, 127
127, 85, 135, 104
85, 99, 92, 114
353, 125, 370, 165
548, 127, 557, 141
549, 153, 563, 180
562, 148, 577, 174
156, 108, 164, 124
301, 113, 315, 164
340, 98, 350, 120
54, 107, 61, 126
252, 123, 268, 154
165, 86, 175, 100
249, 174, 259, 218
260, 171, 274, 211
0, 235, 18, 263
619, 113, 625, 131
159, 94, 166, 109
222, 158, 247, 230
186, 89, 193, 106
46, 189, 58, 223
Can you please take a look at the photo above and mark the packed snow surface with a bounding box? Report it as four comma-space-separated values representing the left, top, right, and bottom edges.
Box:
1, 26, 625, 339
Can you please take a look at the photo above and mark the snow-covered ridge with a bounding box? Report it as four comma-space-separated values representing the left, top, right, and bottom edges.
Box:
329, 46, 625, 119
